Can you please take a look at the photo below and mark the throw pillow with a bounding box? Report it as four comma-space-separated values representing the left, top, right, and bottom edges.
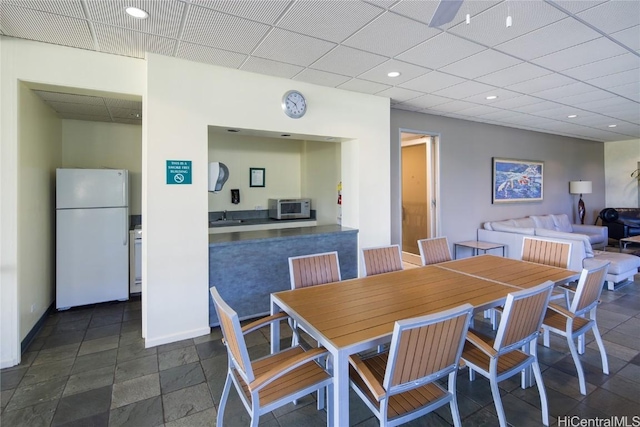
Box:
551, 214, 573, 232
531, 215, 555, 230
492, 222, 535, 235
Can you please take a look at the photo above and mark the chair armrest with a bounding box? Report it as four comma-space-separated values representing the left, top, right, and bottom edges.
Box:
547, 303, 576, 320
241, 312, 289, 335
349, 354, 386, 401
250, 347, 328, 392
466, 331, 498, 357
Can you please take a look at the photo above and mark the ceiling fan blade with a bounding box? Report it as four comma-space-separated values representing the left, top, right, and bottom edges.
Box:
429, 0, 464, 27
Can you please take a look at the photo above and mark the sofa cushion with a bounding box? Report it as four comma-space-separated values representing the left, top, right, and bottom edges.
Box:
591, 251, 640, 275
534, 228, 593, 256
512, 217, 536, 228
551, 214, 573, 233
531, 215, 556, 230
492, 222, 535, 235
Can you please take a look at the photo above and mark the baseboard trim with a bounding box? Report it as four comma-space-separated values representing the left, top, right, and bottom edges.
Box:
144, 326, 211, 349
21, 303, 54, 354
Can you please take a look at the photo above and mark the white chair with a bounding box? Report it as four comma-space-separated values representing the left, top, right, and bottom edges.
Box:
542, 261, 610, 395
362, 244, 403, 276
461, 281, 554, 427
210, 287, 332, 427
349, 304, 474, 427
417, 236, 452, 266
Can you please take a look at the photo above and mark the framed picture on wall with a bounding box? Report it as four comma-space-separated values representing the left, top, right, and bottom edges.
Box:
492, 158, 543, 203
250, 168, 265, 188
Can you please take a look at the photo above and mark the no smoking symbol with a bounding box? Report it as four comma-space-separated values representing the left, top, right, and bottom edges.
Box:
174, 173, 184, 183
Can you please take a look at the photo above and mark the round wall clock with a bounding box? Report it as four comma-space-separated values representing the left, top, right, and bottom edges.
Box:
282, 90, 307, 119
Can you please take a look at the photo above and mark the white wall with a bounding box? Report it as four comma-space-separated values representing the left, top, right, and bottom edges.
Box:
144, 53, 389, 347
62, 120, 142, 214
1, 37, 145, 367
17, 83, 62, 341
208, 133, 302, 212
301, 140, 341, 225
605, 139, 640, 208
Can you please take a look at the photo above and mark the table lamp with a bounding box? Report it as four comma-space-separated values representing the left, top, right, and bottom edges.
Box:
569, 180, 592, 224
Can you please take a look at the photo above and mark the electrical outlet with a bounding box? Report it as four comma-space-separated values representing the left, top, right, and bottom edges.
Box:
30, 303, 36, 313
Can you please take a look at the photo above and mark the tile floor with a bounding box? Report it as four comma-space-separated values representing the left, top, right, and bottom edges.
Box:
2, 278, 640, 426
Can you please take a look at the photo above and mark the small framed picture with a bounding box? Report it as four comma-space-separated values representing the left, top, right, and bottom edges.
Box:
249, 168, 265, 187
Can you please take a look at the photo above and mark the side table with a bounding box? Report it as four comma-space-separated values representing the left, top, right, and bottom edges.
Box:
454, 240, 506, 259
620, 235, 640, 252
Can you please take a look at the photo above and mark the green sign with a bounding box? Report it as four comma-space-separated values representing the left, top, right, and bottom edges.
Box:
166, 160, 192, 185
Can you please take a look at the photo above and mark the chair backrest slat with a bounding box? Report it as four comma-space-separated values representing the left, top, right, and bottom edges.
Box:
289, 251, 341, 289
384, 304, 473, 393
417, 237, 452, 266
210, 287, 254, 381
572, 262, 609, 315
362, 245, 403, 276
495, 281, 554, 352
521, 237, 571, 268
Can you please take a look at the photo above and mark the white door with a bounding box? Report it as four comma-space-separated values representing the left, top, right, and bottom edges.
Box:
56, 207, 129, 309
57, 169, 128, 209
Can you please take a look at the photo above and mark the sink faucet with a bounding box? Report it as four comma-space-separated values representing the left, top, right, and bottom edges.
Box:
222, 210, 227, 221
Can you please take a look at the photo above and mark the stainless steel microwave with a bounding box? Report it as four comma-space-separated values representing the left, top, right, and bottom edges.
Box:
268, 198, 311, 220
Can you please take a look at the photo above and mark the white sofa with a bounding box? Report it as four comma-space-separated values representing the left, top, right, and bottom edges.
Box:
478, 214, 639, 289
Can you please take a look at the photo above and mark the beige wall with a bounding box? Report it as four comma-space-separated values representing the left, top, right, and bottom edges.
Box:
605, 139, 640, 208
17, 84, 62, 340
62, 120, 142, 214
301, 140, 341, 225
208, 133, 302, 212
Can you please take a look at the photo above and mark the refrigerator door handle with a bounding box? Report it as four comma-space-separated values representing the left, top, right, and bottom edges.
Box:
123, 211, 129, 246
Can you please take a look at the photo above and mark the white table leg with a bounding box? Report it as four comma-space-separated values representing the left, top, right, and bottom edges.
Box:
270, 299, 280, 354
332, 350, 349, 427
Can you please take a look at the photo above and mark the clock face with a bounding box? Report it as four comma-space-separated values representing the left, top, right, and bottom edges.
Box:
282, 90, 306, 118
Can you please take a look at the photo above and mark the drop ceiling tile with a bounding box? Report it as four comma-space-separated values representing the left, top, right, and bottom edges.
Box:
480, 109, 528, 122
3, 0, 86, 18
399, 94, 452, 109
392, 104, 424, 112
558, 91, 618, 109
47, 101, 110, 116
342, 11, 440, 57
429, 100, 478, 113
530, 105, 591, 120
240, 57, 304, 79
532, 82, 599, 101
86, 0, 184, 38
610, 25, 640, 51
182, 5, 270, 54
391, 0, 500, 28
109, 107, 142, 119
462, 88, 521, 104
608, 82, 640, 102
34, 91, 105, 105
453, 105, 503, 117
103, 98, 141, 109
476, 62, 552, 87
278, 1, 383, 43
0, 5, 94, 50
562, 53, 640, 81
489, 95, 547, 110
448, 0, 567, 47
577, 0, 640, 34
309, 46, 387, 77
607, 123, 640, 137
439, 49, 521, 79
357, 59, 429, 85
516, 101, 565, 114
176, 41, 247, 68
190, 0, 290, 25
532, 37, 628, 71
432, 80, 495, 99
375, 87, 423, 103
398, 71, 465, 93
506, 73, 577, 94
94, 24, 176, 58
337, 79, 391, 95
253, 28, 336, 67
396, 33, 486, 69
545, 0, 607, 14
61, 114, 114, 123
494, 18, 600, 60
589, 98, 639, 113
293, 69, 351, 88
587, 68, 640, 90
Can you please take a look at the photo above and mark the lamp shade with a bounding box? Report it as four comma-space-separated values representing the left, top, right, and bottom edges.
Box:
569, 181, 592, 195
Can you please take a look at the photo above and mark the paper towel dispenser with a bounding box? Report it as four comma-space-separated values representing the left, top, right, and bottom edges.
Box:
209, 162, 229, 193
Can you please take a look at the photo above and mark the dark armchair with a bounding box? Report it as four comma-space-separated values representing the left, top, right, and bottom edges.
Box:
599, 208, 640, 240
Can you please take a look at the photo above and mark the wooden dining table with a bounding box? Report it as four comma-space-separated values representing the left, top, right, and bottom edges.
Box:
270, 254, 580, 427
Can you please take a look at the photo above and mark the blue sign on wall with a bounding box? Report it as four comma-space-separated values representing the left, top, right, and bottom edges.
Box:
166, 160, 192, 185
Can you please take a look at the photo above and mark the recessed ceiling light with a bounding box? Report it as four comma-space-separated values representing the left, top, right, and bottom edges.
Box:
485, 95, 498, 100
608, 124, 617, 128
567, 114, 578, 118
125, 6, 149, 19
387, 71, 401, 78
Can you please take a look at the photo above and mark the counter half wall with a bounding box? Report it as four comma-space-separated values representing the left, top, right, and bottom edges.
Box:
208, 225, 359, 326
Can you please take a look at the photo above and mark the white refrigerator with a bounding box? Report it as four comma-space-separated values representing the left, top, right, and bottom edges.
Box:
56, 168, 130, 309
